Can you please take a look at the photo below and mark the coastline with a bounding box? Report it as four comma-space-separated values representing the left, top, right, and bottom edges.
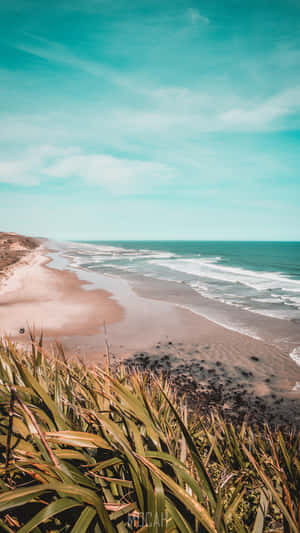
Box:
0, 237, 300, 426
0, 243, 124, 349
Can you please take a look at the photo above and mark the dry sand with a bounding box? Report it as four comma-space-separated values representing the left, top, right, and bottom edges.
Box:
0, 245, 124, 342
0, 236, 300, 426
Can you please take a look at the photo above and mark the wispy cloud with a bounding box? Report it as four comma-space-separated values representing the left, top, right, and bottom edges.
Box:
1, 83, 300, 175
1, 0, 300, 238
0, 145, 76, 185
0, 145, 175, 193
220, 87, 300, 129
45, 152, 175, 193
11, 34, 300, 135
15, 34, 139, 92
186, 8, 210, 25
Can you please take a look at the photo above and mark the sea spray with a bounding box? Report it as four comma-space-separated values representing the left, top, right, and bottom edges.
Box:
290, 346, 300, 367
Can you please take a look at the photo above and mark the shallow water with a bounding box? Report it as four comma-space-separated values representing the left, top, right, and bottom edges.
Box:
65, 241, 300, 320
47, 240, 300, 364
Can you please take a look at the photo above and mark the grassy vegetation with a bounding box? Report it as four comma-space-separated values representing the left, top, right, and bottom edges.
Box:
0, 336, 299, 532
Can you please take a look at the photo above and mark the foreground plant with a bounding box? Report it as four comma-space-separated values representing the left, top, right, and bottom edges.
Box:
0, 337, 299, 532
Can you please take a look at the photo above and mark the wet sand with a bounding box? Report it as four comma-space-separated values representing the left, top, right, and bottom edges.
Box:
125, 347, 300, 427
1, 240, 300, 426
0, 246, 124, 342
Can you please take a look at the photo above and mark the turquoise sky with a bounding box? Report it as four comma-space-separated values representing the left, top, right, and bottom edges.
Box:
0, 0, 299, 240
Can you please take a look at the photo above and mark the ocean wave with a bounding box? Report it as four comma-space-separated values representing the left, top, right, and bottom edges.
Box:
290, 347, 300, 367
60, 241, 300, 321
251, 297, 286, 304
63, 242, 176, 264
152, 257, 300, 293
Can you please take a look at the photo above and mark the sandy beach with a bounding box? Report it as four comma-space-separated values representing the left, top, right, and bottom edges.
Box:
1, 235, 300, 426
0, 239, 124, 342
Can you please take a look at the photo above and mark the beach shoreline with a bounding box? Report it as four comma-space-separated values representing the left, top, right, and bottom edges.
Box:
0, 241, 124, 348
1, 235, 300, 426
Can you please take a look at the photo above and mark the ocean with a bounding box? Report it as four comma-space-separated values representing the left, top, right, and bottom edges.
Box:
62, 240, 300, 321
46, 239, 300, 365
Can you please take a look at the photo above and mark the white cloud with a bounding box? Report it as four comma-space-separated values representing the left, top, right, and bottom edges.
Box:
0, 146, 175, 193
15, 35, 145, 94
186, 8, 210, 25
220, 87, 300, 129
1, 84, 300, 175
45, 153, 174, 193
10, 35, 300, 137
0, 145, 77, 185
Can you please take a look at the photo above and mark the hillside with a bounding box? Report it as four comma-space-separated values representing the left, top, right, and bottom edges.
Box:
0, 232, 39, 275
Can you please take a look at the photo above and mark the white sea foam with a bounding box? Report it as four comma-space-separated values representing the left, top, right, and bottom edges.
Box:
152, 257, 300, 319
290, 347, 300, 367
152, 257, 300, 293
247, 308, 292, 320
63, 242, 176, 266
252, 297, 285, 304
61, 241, 300, 321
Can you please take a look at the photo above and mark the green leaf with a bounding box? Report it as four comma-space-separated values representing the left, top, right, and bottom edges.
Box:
0, 519, 14, 533
252, 490, 269, 533
15, 365, 67, 430
136, 454, 218, 533
45, 431, 113, 450
166, 499, 195, 533
18, 498, 82, 533
277, 431, 292, 478
70, 506, 97, 533
243, 446, 298, 533
0, 482, 116, 533
157, 382, 217, 508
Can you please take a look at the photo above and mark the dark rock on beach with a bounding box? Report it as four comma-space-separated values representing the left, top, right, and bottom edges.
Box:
123, 340, 300, 430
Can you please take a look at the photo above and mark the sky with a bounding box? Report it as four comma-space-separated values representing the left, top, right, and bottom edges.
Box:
0, 0, 300, 240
